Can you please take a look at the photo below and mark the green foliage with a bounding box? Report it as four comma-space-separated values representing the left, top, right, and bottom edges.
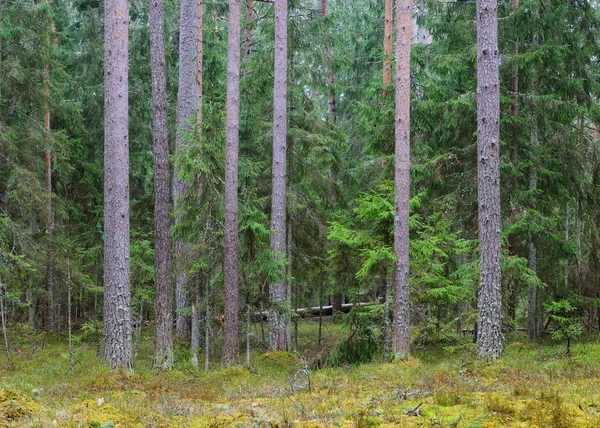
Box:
545, 300, 583, 354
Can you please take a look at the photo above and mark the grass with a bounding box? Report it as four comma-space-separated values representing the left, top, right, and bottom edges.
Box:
2, 321, 600, 427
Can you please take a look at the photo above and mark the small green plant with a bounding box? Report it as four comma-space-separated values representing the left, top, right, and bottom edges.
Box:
545, 300, 582, 355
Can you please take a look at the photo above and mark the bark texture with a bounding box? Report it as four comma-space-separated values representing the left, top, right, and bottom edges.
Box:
103, 0, 132, 370
43, 60, 54, 330
197, 0, 203, 127
383, 0, 393, 87
244, 0, 256, 63
476, 0, 503, 360
150, 0, 173, 370
174, 0, 198, 339
527, 63, 540, 341
321, 0, 336, 123
268, 0, 289, 352
223, 0, 241, 365
392, 0, 411, 359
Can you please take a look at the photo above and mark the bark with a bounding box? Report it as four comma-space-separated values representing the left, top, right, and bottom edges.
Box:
383, 0, 393, 87
44, 64, 54, 330
476, 0, 502, 360
197, 0, 203, 127
321, 0, 336, 123
0, 276, 8, 359
223, 0, 241, 365
103, 0, 132, 369
204, 268, 210, 371
151, 0, 173, 370
527, 68, 539, 341
564, 203, 569, 289
191, 274, 201, 368
505, 0, 519, 328
392, 0, 411, 359
268, 0, 289, 352
244, 0, 256, 63
174, 0, 198, 339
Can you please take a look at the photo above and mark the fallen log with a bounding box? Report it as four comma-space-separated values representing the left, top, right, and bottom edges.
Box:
253, 302, 375, 321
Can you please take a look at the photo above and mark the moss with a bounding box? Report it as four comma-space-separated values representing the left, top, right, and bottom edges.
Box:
0, 389, 39, 423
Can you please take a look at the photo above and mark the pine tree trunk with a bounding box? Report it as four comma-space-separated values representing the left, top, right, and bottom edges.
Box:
392, 0, 411, 359
174, 0, 199, 339
43, 61, 54, 330
244, 0, 255, 63
268, 0, 289, 352
103, 0, 132, 369
383, 0, 393, 87
527, 70, 539, 341
191, 274, 201, 369
476, 0, 503, 360
321, 0, 336, 123
223, 0, 241, 365
197, 0, 203, 127
151, 0, 173, 370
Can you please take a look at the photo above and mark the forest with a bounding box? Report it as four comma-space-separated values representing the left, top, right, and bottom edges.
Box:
1, 0, 600, 425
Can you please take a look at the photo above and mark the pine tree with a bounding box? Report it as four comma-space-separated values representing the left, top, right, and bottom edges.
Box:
174, 0, 198, 339
391, 0, 411, 358
103, 0, 132, 370
269, 0, 289, 352
150, 0, 173, 370
476, 0, 502, 360
223, 0, 241, 365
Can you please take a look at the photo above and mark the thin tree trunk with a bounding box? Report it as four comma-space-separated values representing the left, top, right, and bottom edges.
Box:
527, 69, 539, 341
43, 61, 54, 331
268, 0, 289, 352
103, 0, 132, 369
246, 299, 251, 366
564, 203, 569, 289
244, 0, 256, 63
223, 0, 241, 365
191, 0, 204, 369
191, 275, 201, 369
174, 0, 199, 340
383, 0, 393, 88
321, 0, 336, 123
476, 0, 502, 360
318, 283, 323, 346
383, 270, 392, 361
67, 252, 73, 373
151, 0, 174, 370
392, 0, 411, 359
0, 276, 9, 359
197, 0, 203, 127
204, 268, 210, 372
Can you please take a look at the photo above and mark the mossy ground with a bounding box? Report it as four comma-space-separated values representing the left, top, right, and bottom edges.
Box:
1, 322, 600, 427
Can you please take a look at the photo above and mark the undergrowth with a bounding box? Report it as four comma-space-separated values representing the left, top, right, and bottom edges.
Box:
1, 322, 600, 426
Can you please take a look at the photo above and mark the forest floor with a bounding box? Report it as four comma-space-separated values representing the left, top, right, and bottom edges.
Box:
1, 321, 600, 427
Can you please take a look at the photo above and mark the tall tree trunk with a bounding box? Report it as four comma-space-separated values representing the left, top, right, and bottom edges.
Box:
527, 60, 539, 341
476, 0, 502, 360
391, 0, 411, 359
321, 0, 336, 123
103, 0, 132, 369
223, 0, 241, 365
151, 0, 173, 370
197, 0, 203, 127
43, 60, 54, 330
191, 274, 201, 369
268, 0, 289, 352
505, 0, 519, 328
174, 0, 198, 339
383, 0, 393, 88
244, 0, 256, 63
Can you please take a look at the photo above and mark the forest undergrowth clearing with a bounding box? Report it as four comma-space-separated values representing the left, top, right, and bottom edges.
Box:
1, 323, 600, 427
